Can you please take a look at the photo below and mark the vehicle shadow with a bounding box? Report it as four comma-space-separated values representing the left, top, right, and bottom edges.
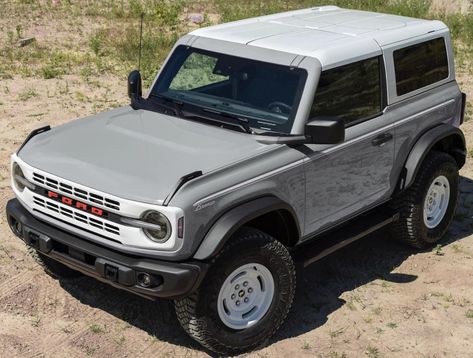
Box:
59, 176, 473, 354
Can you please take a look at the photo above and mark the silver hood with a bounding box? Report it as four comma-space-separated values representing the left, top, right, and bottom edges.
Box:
18, 106, 273, 204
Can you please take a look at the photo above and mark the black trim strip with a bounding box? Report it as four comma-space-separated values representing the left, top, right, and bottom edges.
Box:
17, 125, 51, 154
460, 92, 467, 125
163, 170, 203, 206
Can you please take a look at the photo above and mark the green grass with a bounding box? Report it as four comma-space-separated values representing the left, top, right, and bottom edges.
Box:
213, 0, 432, 23
18, 88, 38, 101
89, 323, 105, 334
433, 244, 444, 256
2, 0, 473, 96
365, 345, 381, 358
465, 309, 473, 318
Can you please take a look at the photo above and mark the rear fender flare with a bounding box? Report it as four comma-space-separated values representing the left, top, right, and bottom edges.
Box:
401, 124, 465, 191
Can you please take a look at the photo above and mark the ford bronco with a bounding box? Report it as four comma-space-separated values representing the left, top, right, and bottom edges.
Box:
6, 6, 467, 355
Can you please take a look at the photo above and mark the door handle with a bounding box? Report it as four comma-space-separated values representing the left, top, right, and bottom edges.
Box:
371, 133, 393, 146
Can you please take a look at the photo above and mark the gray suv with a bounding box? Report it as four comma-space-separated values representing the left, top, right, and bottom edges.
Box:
5, 6, 467, 355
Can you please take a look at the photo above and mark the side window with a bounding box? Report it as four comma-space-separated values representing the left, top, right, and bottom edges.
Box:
169, 52, 228, 91
311, 57, 382, 126
394, 37, 448, 96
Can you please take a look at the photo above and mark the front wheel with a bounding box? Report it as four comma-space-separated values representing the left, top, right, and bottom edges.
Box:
174, 228, 296, 355
391, 150, 458, 248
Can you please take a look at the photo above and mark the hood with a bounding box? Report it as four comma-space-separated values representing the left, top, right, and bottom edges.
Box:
18, 106, 274, 204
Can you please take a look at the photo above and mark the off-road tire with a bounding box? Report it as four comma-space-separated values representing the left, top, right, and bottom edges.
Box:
391, 150, 458, 248
27, 246, 82, 279
174, 227, 296, 355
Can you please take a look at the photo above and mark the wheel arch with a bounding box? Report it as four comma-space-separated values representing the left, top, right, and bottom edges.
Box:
400, 124, 465, 192
193, 196, 300, 260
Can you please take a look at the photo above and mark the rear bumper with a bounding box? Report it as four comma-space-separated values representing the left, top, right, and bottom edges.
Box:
6, 198, 207, 300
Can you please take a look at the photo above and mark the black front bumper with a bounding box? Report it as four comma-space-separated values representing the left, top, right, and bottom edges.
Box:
6, 198, 206, 300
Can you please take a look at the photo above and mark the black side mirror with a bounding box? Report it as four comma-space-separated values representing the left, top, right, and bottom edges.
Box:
305, 116, 345, 144
128, 70, 142, 104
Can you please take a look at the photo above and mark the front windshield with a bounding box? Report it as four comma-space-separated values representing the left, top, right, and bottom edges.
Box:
151, 46, 307, 134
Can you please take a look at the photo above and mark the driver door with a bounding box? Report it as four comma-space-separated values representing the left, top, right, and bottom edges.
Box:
303, 56, 395, 237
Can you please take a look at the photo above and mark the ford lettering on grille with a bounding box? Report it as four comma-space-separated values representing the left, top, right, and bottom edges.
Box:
46, 190, 105, 217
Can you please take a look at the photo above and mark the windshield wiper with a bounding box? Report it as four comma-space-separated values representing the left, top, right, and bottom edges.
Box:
148, 94, 183, 116
201, 108, 254, 134
150, 94, 253, 134
177, 108, 252, 134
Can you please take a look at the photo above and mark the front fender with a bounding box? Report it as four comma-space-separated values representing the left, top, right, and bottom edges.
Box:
193, 196, 299, 260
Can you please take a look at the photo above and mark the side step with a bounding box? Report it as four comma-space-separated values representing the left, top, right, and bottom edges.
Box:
296, 209, 400, 268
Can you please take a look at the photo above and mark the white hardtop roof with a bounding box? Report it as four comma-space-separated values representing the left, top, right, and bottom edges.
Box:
190, 6, 447, 69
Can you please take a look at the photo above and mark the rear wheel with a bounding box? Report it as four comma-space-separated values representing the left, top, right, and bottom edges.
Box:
174, 227, 295, 355
391, 150, 458, 248
27, 246, 82, 279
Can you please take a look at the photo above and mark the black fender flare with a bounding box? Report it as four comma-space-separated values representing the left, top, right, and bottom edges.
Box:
401, 124, 465, 191
193, 196, 300, 260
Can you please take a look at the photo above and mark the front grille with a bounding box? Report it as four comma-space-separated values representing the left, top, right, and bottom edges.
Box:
32, 172, 120, 211
33, 195, 120, 236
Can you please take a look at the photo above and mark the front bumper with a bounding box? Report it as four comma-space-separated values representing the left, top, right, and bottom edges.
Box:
6, 198, 206, 299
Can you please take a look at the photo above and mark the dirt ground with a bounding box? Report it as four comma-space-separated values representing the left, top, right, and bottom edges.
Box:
2, 3, 473, 358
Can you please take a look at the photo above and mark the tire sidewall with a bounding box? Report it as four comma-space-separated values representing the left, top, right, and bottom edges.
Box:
418, 158, 458, 243
195, 233, 295, 349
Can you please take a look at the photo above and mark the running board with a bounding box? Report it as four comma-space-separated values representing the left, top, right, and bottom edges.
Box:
296, 209, 400, 268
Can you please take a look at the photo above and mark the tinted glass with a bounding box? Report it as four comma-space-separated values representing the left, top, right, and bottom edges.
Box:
394, 37, 448, 96
169, 53, 228, 90
152, 46, 307, 134
310, 57, 382, 126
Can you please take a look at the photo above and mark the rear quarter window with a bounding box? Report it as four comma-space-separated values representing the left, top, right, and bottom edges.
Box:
394, 37, 449, 96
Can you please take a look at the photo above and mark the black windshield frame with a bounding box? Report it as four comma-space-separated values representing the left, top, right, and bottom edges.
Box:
150, 45, 308, 134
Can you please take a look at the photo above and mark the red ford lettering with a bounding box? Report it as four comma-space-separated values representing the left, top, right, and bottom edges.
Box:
91, 207, 103, 216
61, 196, 73, 205
76, 201, 87, 211
45, 190, 104, 217
48, 191, 58, 198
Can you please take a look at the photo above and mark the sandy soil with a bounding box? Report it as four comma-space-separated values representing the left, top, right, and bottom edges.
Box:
2, 3, 473, 358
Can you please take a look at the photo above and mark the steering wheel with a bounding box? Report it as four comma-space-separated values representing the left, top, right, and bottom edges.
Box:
267, 101, 292, 114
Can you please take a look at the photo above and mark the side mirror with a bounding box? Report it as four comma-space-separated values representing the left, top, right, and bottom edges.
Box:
128, 70, 142, 102
305, 116, 345, 144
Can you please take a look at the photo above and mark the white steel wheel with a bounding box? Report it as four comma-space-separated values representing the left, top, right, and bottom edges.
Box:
217, 263, 275, 330
423, 175, 450, 229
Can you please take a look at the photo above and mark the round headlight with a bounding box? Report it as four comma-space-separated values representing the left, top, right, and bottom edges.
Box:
142, 211, 171, 243
13, 162, 26, 192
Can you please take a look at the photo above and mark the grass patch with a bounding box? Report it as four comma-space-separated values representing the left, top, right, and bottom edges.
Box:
329, 352, 349, 358
18, 88, 38, 101
372, 306, 382, 315
89, 323, 104, 334
365, 345, 381, 358
466, 309, 473, 318
433, 244, 444, 256
346, 300, 357, 311
214, 0, 432, 23
329, 326, 346, 339
2, 0, 473, 90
